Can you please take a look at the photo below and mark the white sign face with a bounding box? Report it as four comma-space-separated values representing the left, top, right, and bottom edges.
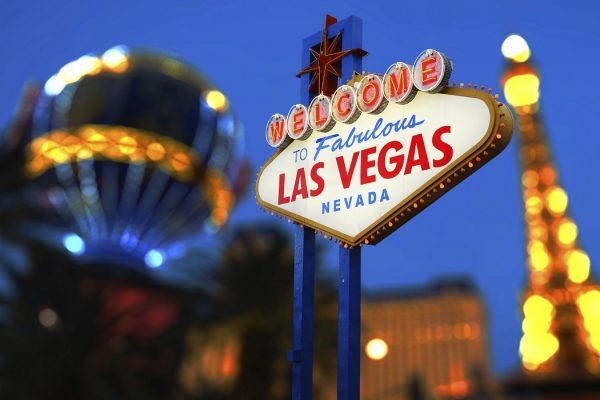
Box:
257, 88, 511, 246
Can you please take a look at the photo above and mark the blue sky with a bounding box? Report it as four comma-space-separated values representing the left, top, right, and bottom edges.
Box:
2, 0, 600, 375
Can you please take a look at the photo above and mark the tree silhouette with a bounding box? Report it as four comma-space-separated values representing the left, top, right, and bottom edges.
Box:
179, 225, 337, 400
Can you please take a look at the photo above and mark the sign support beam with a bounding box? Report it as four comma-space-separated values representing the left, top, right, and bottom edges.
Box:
290, 225, 315, 400
338, 246, 361, 400
289, 15, 366, 400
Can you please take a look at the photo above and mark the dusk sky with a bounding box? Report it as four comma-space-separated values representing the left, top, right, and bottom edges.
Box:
2, 0, 600, 374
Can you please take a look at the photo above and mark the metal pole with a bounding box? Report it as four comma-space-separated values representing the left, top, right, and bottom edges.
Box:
338, 246, 361, 400
289, 225, 315, 400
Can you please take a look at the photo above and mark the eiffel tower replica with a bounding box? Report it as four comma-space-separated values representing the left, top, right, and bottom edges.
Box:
500, 35, 600, 398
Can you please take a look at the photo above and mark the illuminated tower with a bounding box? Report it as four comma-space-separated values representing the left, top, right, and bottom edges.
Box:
501, 35, 600, 378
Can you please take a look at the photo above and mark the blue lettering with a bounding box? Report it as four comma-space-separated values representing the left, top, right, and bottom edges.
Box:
408, 114, 424, 128
381, 188, 390, 202
356, 129, 368, 144
344, 128, 357, 148
382, 121, 394, 137
318, 189, 390, 214
368, 192, 376, 204
370, 118, 383, 140
356, 194, 364, 207
313, 134, 339, 161
332, 137, 344, 151
344, 196, 352, 209
312, 115, 426, 161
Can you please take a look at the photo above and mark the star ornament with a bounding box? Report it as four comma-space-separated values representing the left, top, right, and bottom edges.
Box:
297, 15, 367, 97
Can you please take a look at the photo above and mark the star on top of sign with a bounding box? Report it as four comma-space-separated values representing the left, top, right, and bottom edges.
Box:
296, 15, 368, 97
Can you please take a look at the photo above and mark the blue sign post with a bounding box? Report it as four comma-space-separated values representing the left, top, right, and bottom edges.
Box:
289, 225, 315, 400
289, 15, 366, 400
338, 246, 362, 400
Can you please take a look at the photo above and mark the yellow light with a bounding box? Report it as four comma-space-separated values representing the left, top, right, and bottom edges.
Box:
118, 136, 138, 155
577, 289, 600, 354
68, 55, 103, 79
525, 195, 543, 215
44, 75, 66, 96
365, 338, 388, 360
41, 140, 69, 163
577, 290, 600, 321
102, 46, 129, 73
523, 294, 553, 318
62, 136, 82, 155
566, 249, 590, 284
57, 60, 84, 83
546, 186, 568, 216
78, 55, 103, 76
27, 157, 45, 175
170, 152, 191, 171
528, 241, 550, 272
205, 90, 228, 112
77, 147, 93, 160
522, 170, 539, 188
540, 166, 556, 186
502, 34, 531, 63
26, 125, 203, 183
40, 140, 58, 156
520, 331, 559, 370
590, 334, 600, 354
557, 219, 578, 246
147, 142, 166, 161
529, 221, 547, 241
522, 315, 551, 334
503, 74, 540, 107
87, 132, 108, 152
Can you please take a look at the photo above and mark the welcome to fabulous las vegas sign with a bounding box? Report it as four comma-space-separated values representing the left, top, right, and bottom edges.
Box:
256, 49, 513, 246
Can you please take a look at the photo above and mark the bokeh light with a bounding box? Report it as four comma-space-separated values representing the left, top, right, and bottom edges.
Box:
62, 233, 86, 255
365, 338, 389, 360
145, 249, 165, 268
501, 34, 531, 63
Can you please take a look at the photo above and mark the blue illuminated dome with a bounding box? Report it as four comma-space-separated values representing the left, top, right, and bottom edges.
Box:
23, 46, 248, 270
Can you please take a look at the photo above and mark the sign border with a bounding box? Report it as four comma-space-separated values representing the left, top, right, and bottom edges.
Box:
256, 87, 513, 246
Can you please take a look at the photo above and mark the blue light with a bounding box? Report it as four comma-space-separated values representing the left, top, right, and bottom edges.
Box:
62, 234, 85, 255
145, 249, 164, 268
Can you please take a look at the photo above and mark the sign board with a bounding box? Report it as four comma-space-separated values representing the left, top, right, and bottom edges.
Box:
257, 52, 513, 246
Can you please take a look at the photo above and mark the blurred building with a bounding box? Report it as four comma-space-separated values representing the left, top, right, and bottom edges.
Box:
500, 35, 600, 398
361, 278, 493, 400
9, 46, 247, 274
0, 47, 249, 400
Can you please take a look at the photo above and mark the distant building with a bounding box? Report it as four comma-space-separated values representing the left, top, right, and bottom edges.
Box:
361, 278, 492, 400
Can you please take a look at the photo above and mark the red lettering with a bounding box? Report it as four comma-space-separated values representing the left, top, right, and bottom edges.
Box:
292, 110, 304, 134
404, 134, 431, 174
378, 141, 404, 179
310, 162, 325, 196
315, 103, 327, 127
291, 168, 308, 202
277, 173, 290, 205
432, 125, 453, 167
360, 146, 377, 184
269, 120, 284, 144
362, 82, 381, 108
389, 68, 409, 98
421, 56, 438, 85
337, 92, 351, 117
336, 152, 360, 189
